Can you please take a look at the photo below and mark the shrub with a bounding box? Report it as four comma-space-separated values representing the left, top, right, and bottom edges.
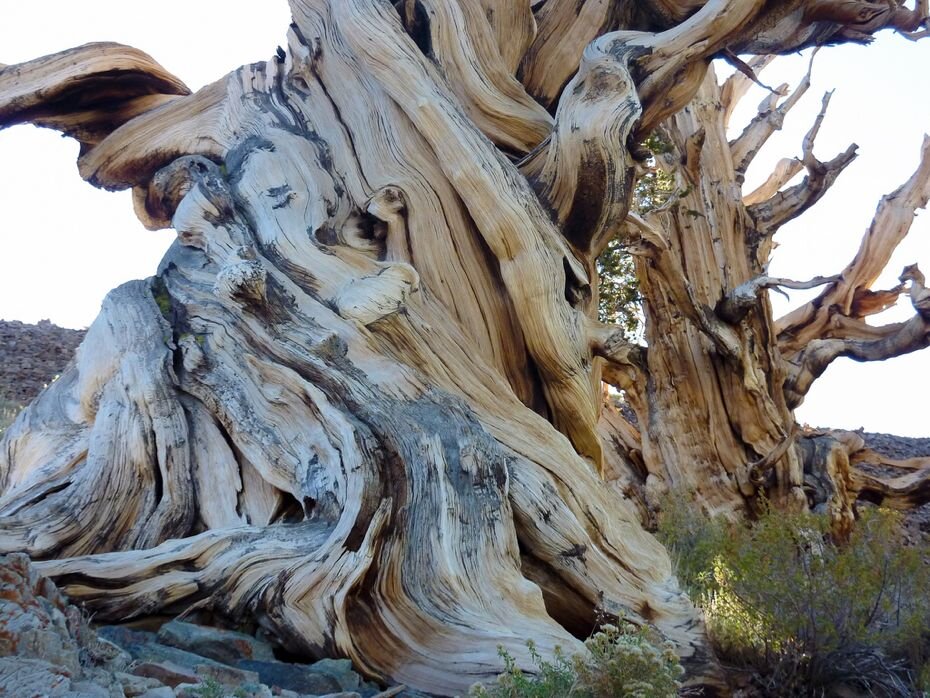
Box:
657, 496, 930, 695
469, 624, 683, 698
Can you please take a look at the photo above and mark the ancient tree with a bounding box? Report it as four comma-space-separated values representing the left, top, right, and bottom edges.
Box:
1, 1, 929, 694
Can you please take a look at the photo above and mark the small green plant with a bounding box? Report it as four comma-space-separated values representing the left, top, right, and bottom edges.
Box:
469, 624, 683, 697
189, 678, 227, 698
657, 495, 930, 695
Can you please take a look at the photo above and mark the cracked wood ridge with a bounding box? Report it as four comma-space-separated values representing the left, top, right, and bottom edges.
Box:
1, 0, 929, 695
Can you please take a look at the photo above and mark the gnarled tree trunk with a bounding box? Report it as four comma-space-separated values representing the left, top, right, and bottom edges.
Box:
1, 1, 929, 694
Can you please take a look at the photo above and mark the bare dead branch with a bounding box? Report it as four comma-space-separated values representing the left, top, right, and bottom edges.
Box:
475, 0, 536, 75
743, 157, 804, 206
748, 424, 799, 486
785, 280, 930, 408
717, 274, 840, 324
730, 50, 817, 177
720, 54, 776, 128
750, 144, 859, 235
778, 135, 930, 354
518, 34, 642, 258
747, 90, 860, 235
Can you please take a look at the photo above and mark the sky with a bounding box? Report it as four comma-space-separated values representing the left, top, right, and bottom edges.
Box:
0, 2, 928, 436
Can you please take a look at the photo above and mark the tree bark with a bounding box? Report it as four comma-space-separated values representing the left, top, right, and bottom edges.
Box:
1, 1, 928, 694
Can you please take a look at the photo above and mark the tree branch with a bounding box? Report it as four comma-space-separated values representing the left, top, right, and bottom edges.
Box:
518, 34, 642, 258
785, 263, 930, 407
719, 54, 776, 129
748, 90, 860, 236
778, 134, 930, 355
743, 156, 804, 206
475, 0, 537, 75
717, 274, 840, 324
521, 1, 778, 258
730, 50, 817, 177
0, 42, 188, 148
518, 0, 627, 109
734, 0, 930, 53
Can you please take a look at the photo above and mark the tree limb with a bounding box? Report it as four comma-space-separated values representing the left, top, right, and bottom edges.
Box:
730, 50, 817, 177
743, 156, 804, 206
518, 34, 642, 258
784, 265, 930, 407
518, 0, 629, 109
0, 42, 188, 148
717, 274, 840, 324
476, 0, 537, 75
719, 54, 776, 129
778, 134, 930, 355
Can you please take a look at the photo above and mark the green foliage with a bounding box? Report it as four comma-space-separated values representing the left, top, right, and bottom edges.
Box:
657, 497, 930, 695
152, 277, 173, 320
186, 678, 249, 698
189, 678, 226, 698
469, 625, 683, 698
596, 240, 641, 337
596, 141, 675, 335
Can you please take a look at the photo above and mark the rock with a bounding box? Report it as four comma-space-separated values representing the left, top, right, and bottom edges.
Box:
64, 678, 113, 697
171, 683, 204, 698
125, 642, 229, 671
0, 656, 73, 696
136, 688, 175, 698
318, 693, 362, 698
361, 682, 394, 698
116, 671, 165, 697
233, 683, 273, 698
310, 658, 360, 690
86, 637, 133, 672
194, 662, 260, 686
236, 660, 342, 694
176, 681, 274, 698
157, 620, 276, 665
370, 688, 405, 698
0, 553, 82, 673
96, 625, 159, 652
131, 661, 201, 688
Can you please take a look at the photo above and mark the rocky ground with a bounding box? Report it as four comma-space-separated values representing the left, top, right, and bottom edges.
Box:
0, 554, 423, 698
0, 319, 85, 407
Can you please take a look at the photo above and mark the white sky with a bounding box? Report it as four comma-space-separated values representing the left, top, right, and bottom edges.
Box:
0, 2, 928, 436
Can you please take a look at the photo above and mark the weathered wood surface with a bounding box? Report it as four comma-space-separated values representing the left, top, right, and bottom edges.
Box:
1, 1, 929, 694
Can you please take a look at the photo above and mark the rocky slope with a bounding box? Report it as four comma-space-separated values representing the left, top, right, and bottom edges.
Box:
0, 319, 85, 406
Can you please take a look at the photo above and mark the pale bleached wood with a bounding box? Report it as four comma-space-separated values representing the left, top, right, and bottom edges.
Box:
743, 156, 803, 206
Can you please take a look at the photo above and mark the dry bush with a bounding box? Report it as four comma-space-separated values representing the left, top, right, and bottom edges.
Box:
658, 498, 930, 696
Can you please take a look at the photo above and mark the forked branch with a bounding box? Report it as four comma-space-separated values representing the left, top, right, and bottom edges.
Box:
749, 91, 858, 235
778, 135, 930, 356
